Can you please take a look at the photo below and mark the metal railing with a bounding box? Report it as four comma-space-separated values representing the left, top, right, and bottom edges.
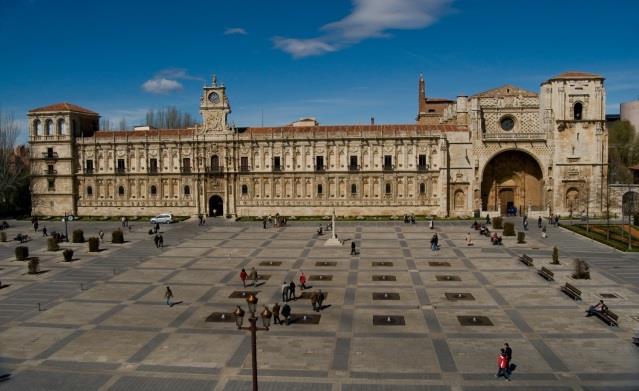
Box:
206, 166, 224, 175
42, 151, 59, 159
239, 165, 251, 172
148, 167, 159, 175
115, 167, 126, 175
348, 164, 360, 172
314, 165, 326, 172
44, 169, 57, 175
272, 166, 283, 173
417, 164, 429, 171
383, 164, 395, 172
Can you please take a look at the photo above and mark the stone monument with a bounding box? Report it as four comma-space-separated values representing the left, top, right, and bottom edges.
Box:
325, 209, 343, 246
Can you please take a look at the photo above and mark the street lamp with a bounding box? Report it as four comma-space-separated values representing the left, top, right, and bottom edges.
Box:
62, 212, 70, 242
233, 293, 271, 391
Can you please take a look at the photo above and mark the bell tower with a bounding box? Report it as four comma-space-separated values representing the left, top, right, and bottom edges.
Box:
199, 74, 231, 133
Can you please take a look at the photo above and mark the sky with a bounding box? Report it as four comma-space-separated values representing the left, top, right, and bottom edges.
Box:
1, 0, 638, 143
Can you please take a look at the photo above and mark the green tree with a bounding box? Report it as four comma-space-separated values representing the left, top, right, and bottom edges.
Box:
609, 120, 639, 184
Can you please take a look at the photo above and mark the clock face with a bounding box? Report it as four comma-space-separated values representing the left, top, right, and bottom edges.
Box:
208, 92, 220, 104
500, 116, 514, 131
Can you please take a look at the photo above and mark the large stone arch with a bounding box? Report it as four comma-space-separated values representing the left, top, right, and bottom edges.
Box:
481, 149, 544, 214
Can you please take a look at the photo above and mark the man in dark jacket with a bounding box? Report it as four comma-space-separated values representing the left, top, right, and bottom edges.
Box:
272, 303, 281, 325
351, 241, 356, 255
288, 281, 296, 300
281, 303, 291, 325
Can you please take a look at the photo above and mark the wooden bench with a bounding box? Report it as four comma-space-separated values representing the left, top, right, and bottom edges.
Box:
593, 308, 619, 327
560, 282, 581, 301
537, 266, 554, 281
519, 254, 534, 267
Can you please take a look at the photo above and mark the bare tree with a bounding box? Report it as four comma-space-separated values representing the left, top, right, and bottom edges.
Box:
118, 117, 127, 131
0, 108, 30, 216
145, 106, 198, 129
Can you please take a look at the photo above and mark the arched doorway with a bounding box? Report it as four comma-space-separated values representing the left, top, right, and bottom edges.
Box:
481, 150, 543, 215
208, 195, 223, 217
565, 187, 580, 214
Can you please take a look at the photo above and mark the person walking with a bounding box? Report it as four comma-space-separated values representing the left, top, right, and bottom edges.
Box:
537, 216, 542, 228
350, 241, 357, 255
249, 267, 258, 287
496, 348, 510, 381
289, 281, 296, 300
299, 272, 308, 290
42, 226, 47, 237
240, 268, 248, 288
165, 286, 174, 306
281, 303, 292, 325
311, 291, 319, 312
33, 221, 38, 232
466, 232, 473, 246
154, 234, 160, 248
158, 234, 164, 248
281, 281, 289, 302
429, 218, 434, 229
541, 225, 547, 238
121, 216, 126, 227
272, 302, 281, 325
99, 230, 104, 242
317, 289, 325, 311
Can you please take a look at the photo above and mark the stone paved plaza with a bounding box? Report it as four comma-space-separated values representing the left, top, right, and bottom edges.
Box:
0, 218, 638, 390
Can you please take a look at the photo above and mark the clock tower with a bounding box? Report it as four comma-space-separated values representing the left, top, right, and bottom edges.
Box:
200, 74, 231, 133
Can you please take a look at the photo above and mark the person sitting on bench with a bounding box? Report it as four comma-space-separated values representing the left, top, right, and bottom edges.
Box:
586, 300, 606, 317
490, 232, 502, 245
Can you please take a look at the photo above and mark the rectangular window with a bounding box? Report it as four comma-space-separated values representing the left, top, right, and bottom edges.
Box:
47, 147, 54, 157
317, 184, 323, 194
47, 164, 54, 175
116, 159, 125, 174
86, 159, 94, 173
182, 158, 191, 173
315, 156, 324, 171
273, 156, 281, 171
418, 154, 427, 169
240, 156, 249, 172
384, 155, 393, 170
47, 179, 55, 191
149, 158, 158, 174
350, 155, 358, 169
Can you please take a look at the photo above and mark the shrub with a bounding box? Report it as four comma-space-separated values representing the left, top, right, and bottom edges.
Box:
0, 231, 6, 242
15, 246, 29, 261
72, 229, 85, 243
63, 248, 74, 262
503, 222, 515, 236
572, 258, 591, 279
493, 217, 503, 229
88, 237, 100, 252
28, 257, 40, 274
551, 246, 560, 264
47, 237, 60, 251
111, 230, 124, 244
517, 231, 526, 243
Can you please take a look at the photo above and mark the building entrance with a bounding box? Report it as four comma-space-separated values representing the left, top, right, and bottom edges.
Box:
208, 195, 224, 217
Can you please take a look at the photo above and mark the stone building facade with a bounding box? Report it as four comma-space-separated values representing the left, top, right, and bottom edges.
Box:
28, 72, 608, 218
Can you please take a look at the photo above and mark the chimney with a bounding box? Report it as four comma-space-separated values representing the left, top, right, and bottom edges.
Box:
370, 117, 375, 125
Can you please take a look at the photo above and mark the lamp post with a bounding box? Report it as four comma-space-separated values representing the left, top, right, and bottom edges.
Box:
233, 293, 271, 391
62, 212, 69, 242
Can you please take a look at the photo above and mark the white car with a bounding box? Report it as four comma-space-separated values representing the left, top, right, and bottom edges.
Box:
150, 214, 174, 224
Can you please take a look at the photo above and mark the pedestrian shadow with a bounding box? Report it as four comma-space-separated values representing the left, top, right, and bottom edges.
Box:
21, 270, 50, 276
253, 282, 266, 288
170, 301, 184, 307
319, 304, 332, 311
0, 284, 11, 289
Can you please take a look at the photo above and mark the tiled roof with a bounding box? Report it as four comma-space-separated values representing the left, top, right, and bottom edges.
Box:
29, 102, 98, 115
547, 71, 604, 81
472, 84, 538, 98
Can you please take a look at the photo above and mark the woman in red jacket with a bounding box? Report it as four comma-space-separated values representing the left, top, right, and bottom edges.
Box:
299, 272, 308, 290
239, 268, 248, 288
496, 349, 510, 381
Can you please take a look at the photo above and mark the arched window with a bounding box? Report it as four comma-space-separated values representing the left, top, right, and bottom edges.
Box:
574, 102, 583, 120
385, 183, 391, 194
241, 184, 248, 195
150, 185, 157, 196
351, 184, 357, 194
58, 118, 66, 135
45, 119, 53, 136
419, 183, 426, 194
87, 186, 93, 196
118, 186, 125, 196
184, 185, 190, 195
34, 119, 43, 136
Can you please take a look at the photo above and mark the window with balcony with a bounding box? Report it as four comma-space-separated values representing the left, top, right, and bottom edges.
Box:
574, 102, 583, 120
118, 186, 125, 196
86, 159, 94, 174
182, 158, 191, 173
349, 156, 359, 171
240, 156, 249, 172
47, 147, 54, 158
149, 158, 158, 174
315, 156, 325, 171
273, 156, 282, 172
383, 155, 393, 171
150, 185, 157, 196
418, 155, 428, 170
116, 159, 126, 174
241, 185, 248, 195
46, 164, 55, 175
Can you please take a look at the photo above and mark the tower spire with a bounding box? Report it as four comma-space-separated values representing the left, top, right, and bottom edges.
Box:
418, 73, 426, 117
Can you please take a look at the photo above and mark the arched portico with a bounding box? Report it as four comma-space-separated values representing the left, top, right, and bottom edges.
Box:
208, 195, 224, 217
481, 150, 544, 215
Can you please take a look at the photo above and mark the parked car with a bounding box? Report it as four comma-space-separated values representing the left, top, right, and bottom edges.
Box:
150, 214, 174, 224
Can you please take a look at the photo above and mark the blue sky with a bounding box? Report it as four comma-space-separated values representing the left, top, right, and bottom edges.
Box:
1, 0, 638, 142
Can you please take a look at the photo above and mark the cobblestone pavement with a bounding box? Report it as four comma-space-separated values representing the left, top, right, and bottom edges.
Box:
0, 217, 638, 390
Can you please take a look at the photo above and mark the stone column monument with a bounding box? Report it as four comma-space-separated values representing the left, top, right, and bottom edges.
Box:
325, 209, 343, 246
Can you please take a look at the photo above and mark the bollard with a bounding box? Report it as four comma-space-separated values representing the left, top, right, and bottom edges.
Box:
38, 302, 42, 311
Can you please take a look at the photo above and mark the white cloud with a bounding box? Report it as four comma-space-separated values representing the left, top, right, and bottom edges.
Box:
273, 37, 337, 59
224, 27, 248, 35
141, 68, 202, 94
142, 78, 183, 94
273, 0, 453, 58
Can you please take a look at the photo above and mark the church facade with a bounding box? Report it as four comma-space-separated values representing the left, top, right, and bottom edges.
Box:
28, 72, 608, 218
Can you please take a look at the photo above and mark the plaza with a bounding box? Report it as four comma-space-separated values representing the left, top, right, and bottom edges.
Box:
0, 217, 638, 390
